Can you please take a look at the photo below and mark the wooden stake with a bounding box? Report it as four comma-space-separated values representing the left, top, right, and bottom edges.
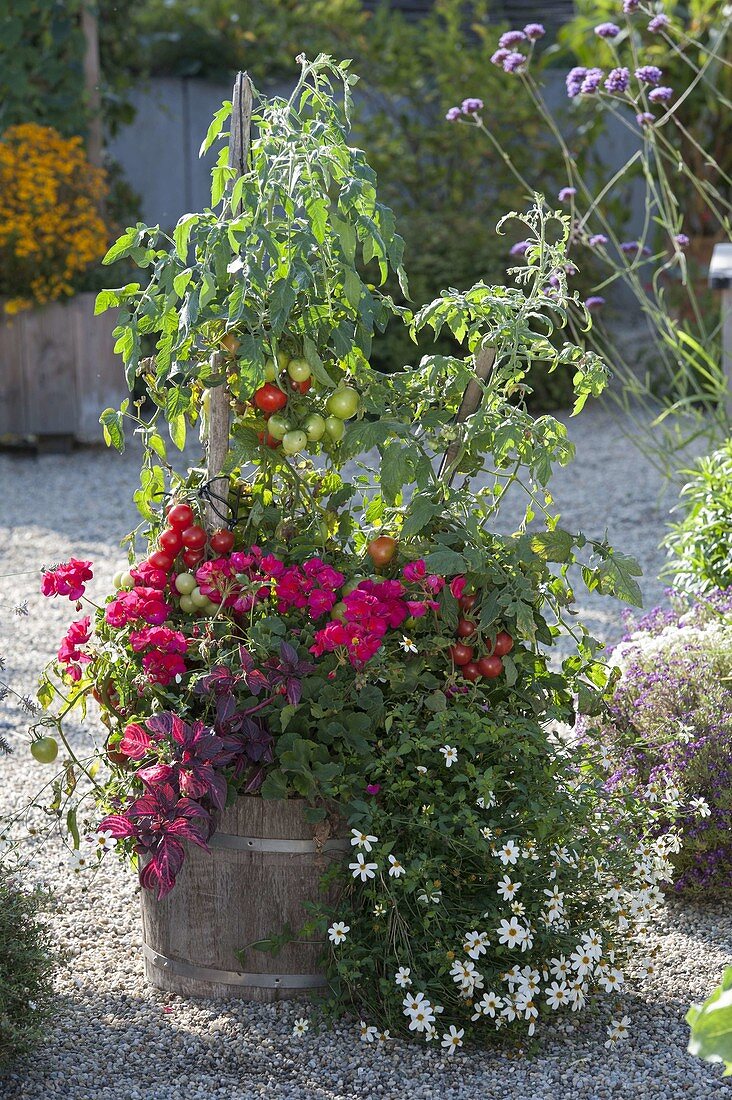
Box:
205, 73, 254, 531
438, 344, 496, 486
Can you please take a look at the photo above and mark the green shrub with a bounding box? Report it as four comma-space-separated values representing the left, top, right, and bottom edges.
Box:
663, 440, 732, 594
0, 870, 56, 1070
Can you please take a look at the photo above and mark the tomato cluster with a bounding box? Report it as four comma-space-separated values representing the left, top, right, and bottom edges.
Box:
227, 343, 360, 456
113, 502, 236, 615
449, 593, 514, 682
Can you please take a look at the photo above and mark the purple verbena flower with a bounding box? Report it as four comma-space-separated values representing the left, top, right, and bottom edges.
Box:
581, 68, 604, 94
637, 111, 655, 126
605, 66, 630, 93
524, 23, 545, 40
558, 186, 577, 202
566, 67, 587, 98
589, 233, 609, 246
503, 51, 527, 73
623, 0, 640, 10
648, 13, 670, 32
675, 233, 690, 248
585, 295, 606, 310
621, 240, 651, 256
565, 262, 578, 276
445, 106, 462, 122
491, 48, 511, 67
547, 274, 561, 289
509, 240, 531, 257
649, 86, 673, 103
595, 21, 621, 38
636, 65, 663, 85
461, 97, 484, 114
499, 30, 526, 48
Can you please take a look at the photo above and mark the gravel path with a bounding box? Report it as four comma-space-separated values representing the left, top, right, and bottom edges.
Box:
1, 403, 730, 1100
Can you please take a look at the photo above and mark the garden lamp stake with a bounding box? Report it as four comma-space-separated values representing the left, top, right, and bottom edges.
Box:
708, 242, 732, 421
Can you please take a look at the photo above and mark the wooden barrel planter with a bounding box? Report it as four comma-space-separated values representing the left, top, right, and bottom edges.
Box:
139, 796, 348, 1001
0, 292, 124, 448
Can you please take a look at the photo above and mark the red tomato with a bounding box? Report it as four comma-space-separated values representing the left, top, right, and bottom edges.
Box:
148, 549, 173, 571
182, 548, 205, 568
290, 377, 312, 394
253, 383, 288, 413
159, 527, 183, 554
456, 618, 477, 639
459, 593, 477, 612
461, 661, 481, 682
450, 643, 474, 666
166, 503, 195, 529
494, 631, 514, 656
257, 430, 282, 449
181, 525, 207, 551
367, 536, 398, 567
477, 655, 504, 679
210, 529, 235, 554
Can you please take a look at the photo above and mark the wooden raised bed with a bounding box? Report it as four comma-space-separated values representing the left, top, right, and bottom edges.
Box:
0, 292, 123, 448
140, 797, 347, 1001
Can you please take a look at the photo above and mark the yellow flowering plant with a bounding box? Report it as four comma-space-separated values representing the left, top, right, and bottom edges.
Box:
0, 123, 109, 315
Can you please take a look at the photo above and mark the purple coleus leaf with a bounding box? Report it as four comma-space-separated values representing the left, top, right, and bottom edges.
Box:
168, 715, 232, 811
119, 723, 152, 761
265, 641, 316, 705
140, 837, 185, 899
98, 783, 212, 899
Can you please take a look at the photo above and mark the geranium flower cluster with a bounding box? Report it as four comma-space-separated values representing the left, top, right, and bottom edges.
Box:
311, 562, 443, 666
57, 616, 92, 681
41, 558, 93, 600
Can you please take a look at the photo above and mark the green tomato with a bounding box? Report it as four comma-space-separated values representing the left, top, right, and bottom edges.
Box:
282, 430, 308, 455
267, 413, 292, 440
175, 573, 197, 595
31, 737, 58, 764
179, 595, 195, 614
324, 416, 345, 442
325, 386, 360, 420
263, 358, 277, 382
112, 571, 124, 590
304, 413, 326, 442
276, 350, 290, 371
190, 586, 210, 608
287, 358, 311, 382
330, 601, 347, 621
120, 572, 135, 590
342, 577, 363, 595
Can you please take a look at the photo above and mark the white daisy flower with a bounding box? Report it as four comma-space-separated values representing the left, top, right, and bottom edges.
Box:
496, 839, 520, 866
497, 875, 521, 901
350, 829, 378, 852
86, 829, 117, 853
395, 967, 412, 988
463, 931, 489, 959
388, 854, 406, 878
359, 1020, 378, 1043
292, 1017, 309, 1037
327, 921, 350, 945
439, 744, 458, 768
349, 853, 378, 881
399, 635, 418, 653
545, 981, 570, 1010
441, 1025, 464, 1055
471, 991, 502, 1020
496, 917, 525, 949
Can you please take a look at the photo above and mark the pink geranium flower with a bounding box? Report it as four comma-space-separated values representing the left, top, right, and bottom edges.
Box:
41, 558, 93, 600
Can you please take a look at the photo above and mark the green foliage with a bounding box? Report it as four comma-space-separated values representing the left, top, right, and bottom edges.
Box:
688, 967, 732, 1076
134, 0, 365, 79
0, 1, 139, 137
0, 870, 56, 1069
351, 0, 591, 409
663, 440, 732, 594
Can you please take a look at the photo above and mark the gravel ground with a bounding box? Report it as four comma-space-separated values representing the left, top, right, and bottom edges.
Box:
1, 403, 730, 1100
